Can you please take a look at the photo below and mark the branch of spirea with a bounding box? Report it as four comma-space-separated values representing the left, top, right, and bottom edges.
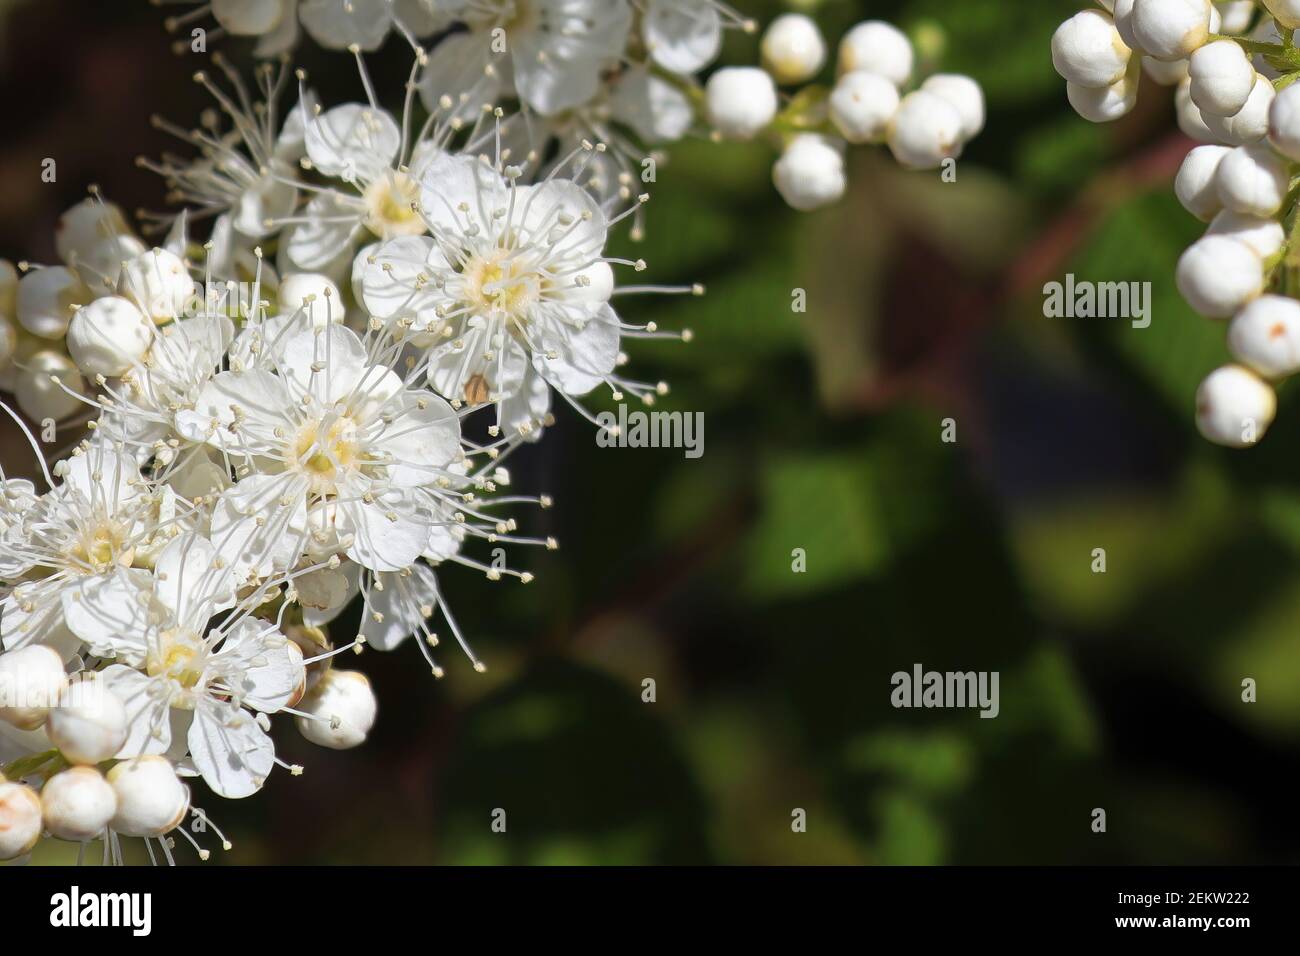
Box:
0, 0, 983, 865
1051, 0, 1300, 447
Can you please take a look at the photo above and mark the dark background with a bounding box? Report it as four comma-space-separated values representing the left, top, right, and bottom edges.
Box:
3, 0, 1298, 864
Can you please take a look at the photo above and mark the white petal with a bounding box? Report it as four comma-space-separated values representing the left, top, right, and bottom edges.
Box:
304, 103, 401, 182
188, 702, 276, 799
644, 0, 722, 74
61, 569, 153, 665
534, 303, 621, 395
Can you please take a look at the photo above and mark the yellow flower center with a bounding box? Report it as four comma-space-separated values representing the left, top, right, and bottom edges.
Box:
363, 172, 424, 239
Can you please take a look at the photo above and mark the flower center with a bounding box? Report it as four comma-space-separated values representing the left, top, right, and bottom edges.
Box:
463, 253, 542, 324
289, 415, 360, 495
72, 520, 134, 573
363, 172, 424, 239
147, 629, 206, 691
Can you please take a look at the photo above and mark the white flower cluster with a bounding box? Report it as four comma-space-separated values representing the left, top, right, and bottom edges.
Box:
155, 2, 985, 216
0, 33, 694, 861
1051, 1, 1300, 447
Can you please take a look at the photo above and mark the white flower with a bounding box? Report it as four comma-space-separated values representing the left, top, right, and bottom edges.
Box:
1176, 234, 1264, 317
1187, 39, 1255, 117
761, 13, 826, 86
772, 135, 846, 212
420, 0, 633, 116
40, 766, 117, 842
295, 669, 376, 749
838, 20, 914, 87
705, 67, 778, 141
66, 534, 306, 798
176, 323, 462, 574
1051, 10, 1132, 89
1228, 295, 1300, 378
830, 71, 900, 145
360, 152, 641, 428
1175, 144, 1230, 221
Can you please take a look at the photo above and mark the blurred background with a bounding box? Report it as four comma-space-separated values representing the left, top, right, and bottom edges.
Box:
4, 0, 1299, 865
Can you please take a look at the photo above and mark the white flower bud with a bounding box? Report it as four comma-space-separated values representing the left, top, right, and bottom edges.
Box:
41, 766, 117, 842
1262, 0, 1300, 29
66, 296, 153, 379
1267, 80, 1300, 160
107, 757, 190, 838
118, 248, 197, 324
1202, 74, 1274, 144
212, 0, 287, 36
0, 315, 14, 368
1175, 144, 1231, 221
1176, 235, 1264, 317
1206, 209, 1286, 258
887, 90, 964, 169
1187, 40, 1256, 116
279, 272, 346, 326
773, 135, 846, 211
761, 13, 826, 86
1114, 0, 1140, 50
1228, 295, 1300, 377
838, 20, 914, 87
1052, 10, 1132, 88
0, 646, 67, 731
54, 199, 133, 269
1216, 1, 1256, 34
1175, 77, 1217, 141
14, 350, 85, 422
830, 71, 900, 144
705, 67, 778, 141
1131, 0, 1213, 61
1068, 61, 1141, 123
45, 678, 128, 766
15, 266, 86, 339
1196, 364, 1276, 446
0, 780, 42, 859
1142, 55, 1189, 86
921, 74, 985, 142
296, 669, 377, 750
1215, 143, 1288, 217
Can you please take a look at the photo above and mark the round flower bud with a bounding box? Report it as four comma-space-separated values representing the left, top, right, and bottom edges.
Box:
1202, 74, 1274, 145
1052, 10, 1132, 88
0, 781, 42, 859
829, 71, 900, 144
1187, 40, 1256, 116
296, 669, 377, 750
0, 315, 15, 368
1131, 0, 1213, 61
772, 135, 846, 211
66, 296, 153, 379
1262, 0, 1300, 30
1113, 0, 1139, 49
761, 13, 826, 86
1175, 144, 1231, 221
920, 74, 985, 142
1175, 77, 1216, 141
887, 90, 964, 170
55, 198, 132, 268
1206, 209, 1286, 258
1067, 63, 1140, 123
119, 248, 196, 324
83, 234, 148, 285
1176, 235, 1264, 318
14, 350, 85, 422
278, 272, 346, 326
1142, 55, 1189, 86
705, 67, 778, 141
1215, 143, 1288, 217
15, 266, 86, 339
1267, 80, 1300, 160
1196, 364, 1276, 446
41, 766, 117, 842
1228, 295, 1300, 377
107, 757, 190, 838
0, 646, 68, 731
1217, 1, 1256, 34
45, 678, 128, 766
838, 20, 913, 87
212, 0, 287, 36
